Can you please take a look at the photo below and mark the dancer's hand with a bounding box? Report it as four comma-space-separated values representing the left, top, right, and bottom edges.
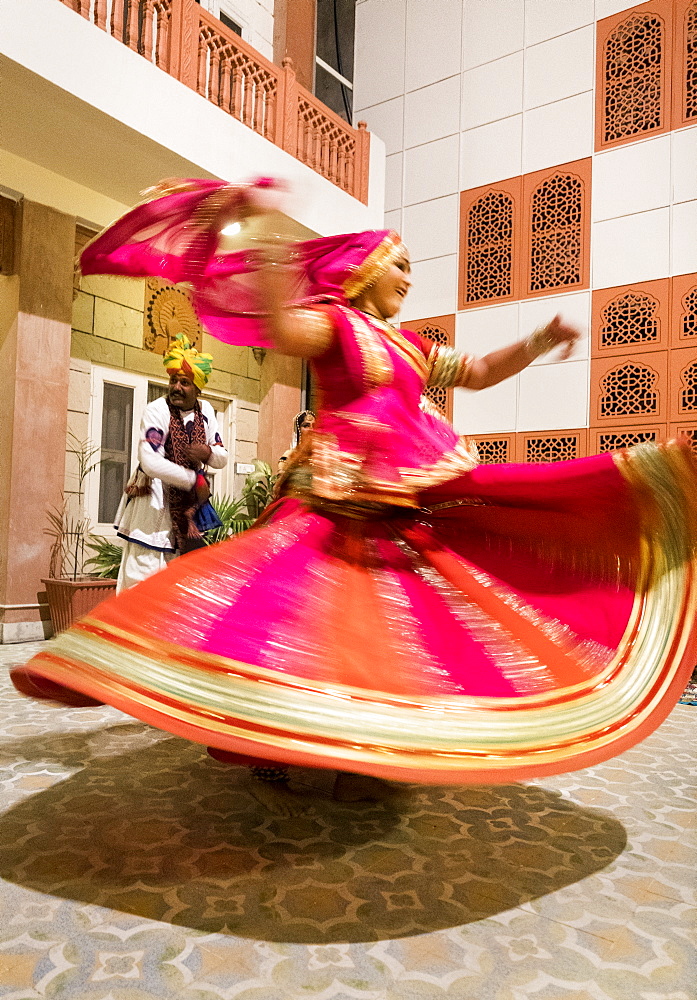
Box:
528, 314, 580, 360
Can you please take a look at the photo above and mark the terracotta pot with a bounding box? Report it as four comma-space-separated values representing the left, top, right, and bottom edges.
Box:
42, 578, 117, 634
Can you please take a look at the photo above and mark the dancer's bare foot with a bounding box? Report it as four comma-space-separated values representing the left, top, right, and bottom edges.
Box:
245, 777, 315, 817
332, 772, 411, 804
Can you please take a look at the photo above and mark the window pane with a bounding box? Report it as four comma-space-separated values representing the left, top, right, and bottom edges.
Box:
315, 64, 353, 122
98, 383, 133, 524
316, 0, 355, 82
148, 382, 168, 403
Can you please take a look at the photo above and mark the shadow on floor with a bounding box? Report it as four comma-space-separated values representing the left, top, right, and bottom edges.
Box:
0, 727, 626, 943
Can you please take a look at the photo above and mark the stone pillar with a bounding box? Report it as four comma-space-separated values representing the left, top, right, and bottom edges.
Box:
0, 201, 75, 642
273, 0, 316, 92
256, 351, 303, 469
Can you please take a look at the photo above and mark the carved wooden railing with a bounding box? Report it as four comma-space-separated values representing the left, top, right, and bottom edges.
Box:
57, 0, 370, 203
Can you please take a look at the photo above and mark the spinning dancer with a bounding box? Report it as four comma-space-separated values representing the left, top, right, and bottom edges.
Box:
12, 179, 697, 805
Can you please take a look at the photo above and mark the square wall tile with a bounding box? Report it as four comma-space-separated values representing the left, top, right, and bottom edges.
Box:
461, 52, 524, 131
672, 128, 697, 204
456, 302, 520, 355
524, 25, 594, 110
463, 0, 524, 70
453, 377, 519, 435
384, 153, 403, 213
523, 91, 594, 174
405, 0, 462, 91
357, 97, 404, 156
592, 209, 670, 288
593, 135, 671, 222
519, 291, 591, 364
384, 208, 402, 233
595, 0, 639, 18
403, 195, 459, 261
405, 135, 459, 205
524, 0, 594, 46
460, 115, 522, 190
404, 75, 461, 148
517, 360, 589, 430
400, 254, 458, 321
672, 201, 697, 277
353, 0, 406, 110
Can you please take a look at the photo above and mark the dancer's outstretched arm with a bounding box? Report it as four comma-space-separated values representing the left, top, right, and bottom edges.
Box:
466, 315, 580, 390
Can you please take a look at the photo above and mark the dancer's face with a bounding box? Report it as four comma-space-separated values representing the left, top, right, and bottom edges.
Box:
168, 372, 198, 410
355, 254, 411, 320
299, 413, 315, 438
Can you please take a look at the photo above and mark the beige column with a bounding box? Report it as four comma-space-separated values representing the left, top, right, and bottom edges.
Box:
256, 351, 303, 468
0, 201, 75, 642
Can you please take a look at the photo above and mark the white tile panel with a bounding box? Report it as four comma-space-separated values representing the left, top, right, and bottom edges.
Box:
519, 291, 591, 365
461, 52, 524, 130
462, 0, 524, 70
399, 254, 458, 321
524, 0, 594, 46
592, 209, 670, 288
523, 26, 594, 110
671, 200, 697, 277
460, 116, 522, 190
402, 194, 459, 262
522, 91, 594, 174
384, 153, 403, 213
593, 135, 671, 222
453, 378, 519, 435
517, 360, 589, 431
353, 0, 407, 110
356, 97, 404, 156
405, 0, 462, 92
455, 302, 520, 356
594, 1, 637, 18
404, 135, 459, 205
384, 208, 403, 233
672, 127, 697, 205
404, 75, 461, 147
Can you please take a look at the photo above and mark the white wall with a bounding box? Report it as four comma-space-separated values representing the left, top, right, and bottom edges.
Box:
354, 0, 697, 437
200, 0, 275, 63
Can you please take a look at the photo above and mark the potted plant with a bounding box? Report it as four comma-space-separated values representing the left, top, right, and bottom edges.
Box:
42, 434, 117, 634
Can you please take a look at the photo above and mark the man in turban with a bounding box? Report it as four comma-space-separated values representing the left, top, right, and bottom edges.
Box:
114, 334, 228, 592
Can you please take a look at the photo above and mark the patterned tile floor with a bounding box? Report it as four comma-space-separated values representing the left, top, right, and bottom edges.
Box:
0, 641, 694, 1000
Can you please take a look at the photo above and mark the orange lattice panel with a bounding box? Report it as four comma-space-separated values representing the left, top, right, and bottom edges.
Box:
591, 350, 669, 427
673, 0, 697, 128
401, 314, 455, 422
458, 177, 523, 310
670, 273, 697, 348
589, 424, 667, 454
591, 279, 670, 357
669, 345, 697, 421
470, 434, 517, 465
595, 1, 673, 152
521, 159, 591, 300
520, 429, 587, 463
669, 422, 697, 451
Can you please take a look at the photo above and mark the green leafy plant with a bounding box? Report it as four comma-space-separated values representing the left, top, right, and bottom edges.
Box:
84, 536, 123, 579
204, 461, 277, 546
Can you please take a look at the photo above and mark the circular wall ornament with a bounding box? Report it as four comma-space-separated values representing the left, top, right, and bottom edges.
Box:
144, 278, 202, 354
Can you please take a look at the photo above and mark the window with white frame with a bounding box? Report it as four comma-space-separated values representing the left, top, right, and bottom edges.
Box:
87, 366, 235, 534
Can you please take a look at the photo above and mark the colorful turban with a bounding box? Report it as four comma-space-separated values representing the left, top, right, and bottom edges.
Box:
163, 334, 213, 390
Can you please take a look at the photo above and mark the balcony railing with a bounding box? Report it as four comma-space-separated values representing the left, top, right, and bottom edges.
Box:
58, 0, 370, 203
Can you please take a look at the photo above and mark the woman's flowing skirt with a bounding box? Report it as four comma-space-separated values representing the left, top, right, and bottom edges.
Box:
12, 445, 697, 784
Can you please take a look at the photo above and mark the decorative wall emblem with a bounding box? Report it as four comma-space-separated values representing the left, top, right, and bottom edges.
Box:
680, 286, 697, 340
529, 172, 583, 293
679, 360, 697, 412
684, 2, 697, 119
144, 278, 202, 354
475, 439, 510, 464
598, 430, 658, 452
524, 436, 580, 463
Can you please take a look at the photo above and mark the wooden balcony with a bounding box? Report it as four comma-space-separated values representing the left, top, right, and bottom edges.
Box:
58, 0, 370, 203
